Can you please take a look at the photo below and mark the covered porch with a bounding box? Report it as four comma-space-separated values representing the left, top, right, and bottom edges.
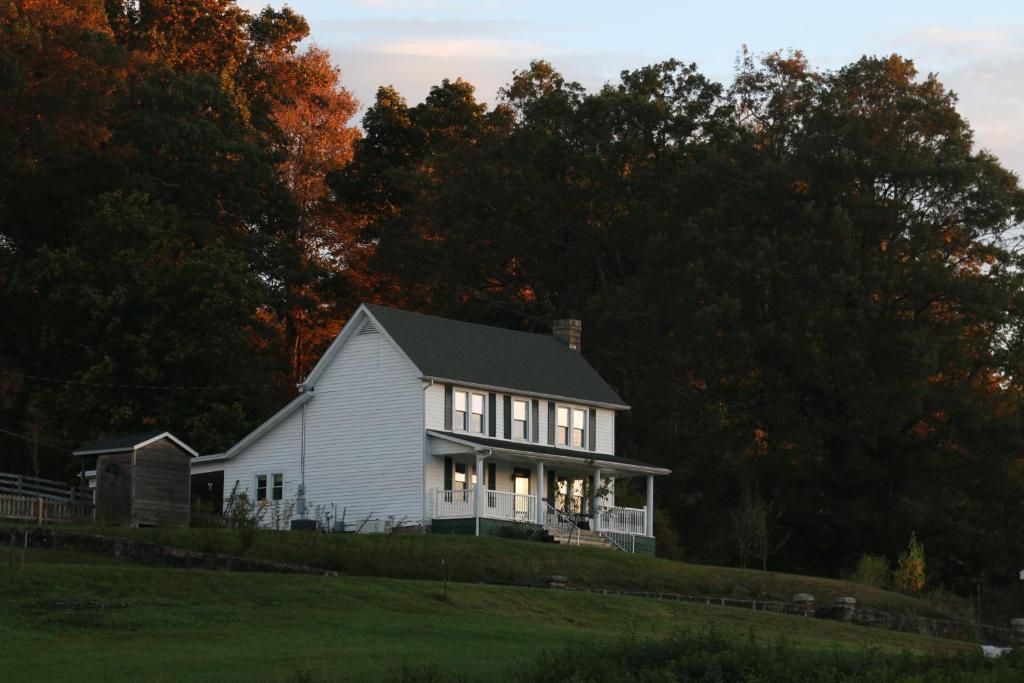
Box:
426, 431, 670, 553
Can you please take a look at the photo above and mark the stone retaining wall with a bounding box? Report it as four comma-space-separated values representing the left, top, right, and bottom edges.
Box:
2, 527, 337, 576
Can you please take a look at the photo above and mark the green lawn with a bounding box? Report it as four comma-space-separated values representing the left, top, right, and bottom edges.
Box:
62, 524, 970, 620
0, 547, 975, 683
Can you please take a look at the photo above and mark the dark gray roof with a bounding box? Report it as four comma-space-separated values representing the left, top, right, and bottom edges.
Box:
73, 431, 162, 455
364, 304, 627, 408
428, 431, 669, 473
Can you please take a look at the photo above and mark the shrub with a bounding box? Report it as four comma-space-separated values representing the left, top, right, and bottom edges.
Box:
850, 553, 891, 589
227, 493, 265, 555
895, 532, 926, 594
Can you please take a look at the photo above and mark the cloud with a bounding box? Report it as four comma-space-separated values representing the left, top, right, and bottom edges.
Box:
893, 25, 1024, 179
373, 38, 550, 59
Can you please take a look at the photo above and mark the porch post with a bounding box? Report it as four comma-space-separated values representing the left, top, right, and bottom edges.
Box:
535, 461, 545, 524
645, 474, 655, 537
591, 469, 602, 531
474, 451, 484, 536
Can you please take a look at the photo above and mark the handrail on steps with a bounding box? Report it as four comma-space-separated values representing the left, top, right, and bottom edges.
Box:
543, 502, 580, 546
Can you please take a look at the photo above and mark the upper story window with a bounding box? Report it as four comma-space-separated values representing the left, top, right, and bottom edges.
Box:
453, 389, 485, 433
512, 399, 529, 440
555, 405, 587, 449
556, 406, 570, 446
572, 408, 586, 448
454, 390, 467, 429
470, 393, 485, 433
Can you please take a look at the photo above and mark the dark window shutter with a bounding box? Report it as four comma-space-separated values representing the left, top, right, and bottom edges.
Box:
547, 471, 557, 506
547, 401, 556, 445
488, 393, 497, 437
588, 408, 597, 452
487, 462, 496, 491
531, 400, 539, 443
503, 395, 512, 438
444, 384, 453, 430
444, 456, 453, 490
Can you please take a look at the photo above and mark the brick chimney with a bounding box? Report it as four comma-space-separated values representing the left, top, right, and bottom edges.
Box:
552, 318, 582, 352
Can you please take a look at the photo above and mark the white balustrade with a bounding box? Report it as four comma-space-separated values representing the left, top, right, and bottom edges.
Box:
434, 488, 537, 523
595, 505, 647, 536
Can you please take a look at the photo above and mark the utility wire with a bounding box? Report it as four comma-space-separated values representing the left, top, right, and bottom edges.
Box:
0, 369, 297, 392
0, 427, 69, 453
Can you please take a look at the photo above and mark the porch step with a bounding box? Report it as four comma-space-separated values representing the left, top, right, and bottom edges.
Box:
543, 526, 614, 550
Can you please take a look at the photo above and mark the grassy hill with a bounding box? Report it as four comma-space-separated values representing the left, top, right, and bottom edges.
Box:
71, 525, 970, 620
0, 546, 983, 683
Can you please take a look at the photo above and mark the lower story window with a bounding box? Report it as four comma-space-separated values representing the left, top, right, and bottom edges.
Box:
256, 473, 284, 501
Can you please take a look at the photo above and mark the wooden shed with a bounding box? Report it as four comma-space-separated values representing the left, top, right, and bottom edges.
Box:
74, 432, 195, 527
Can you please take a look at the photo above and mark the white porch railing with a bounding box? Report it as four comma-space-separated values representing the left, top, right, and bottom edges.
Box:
435, 489, 474, 519
434, 489, 538, 524
594, 505, 647, 536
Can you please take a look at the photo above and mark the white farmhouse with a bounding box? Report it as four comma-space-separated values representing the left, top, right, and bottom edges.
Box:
190, 304, 670, 554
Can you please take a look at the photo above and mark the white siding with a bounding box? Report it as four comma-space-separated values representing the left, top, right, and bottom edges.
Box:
222, 405, 302, 502
223, 320, 424, 526
424, 382, 445, 431
594, 407, 615, 455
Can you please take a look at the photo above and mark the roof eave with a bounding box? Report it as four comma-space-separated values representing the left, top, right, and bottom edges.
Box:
426, 430, 670, 475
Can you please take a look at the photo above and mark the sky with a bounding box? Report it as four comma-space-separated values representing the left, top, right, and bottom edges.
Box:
237, 0, 1024, 177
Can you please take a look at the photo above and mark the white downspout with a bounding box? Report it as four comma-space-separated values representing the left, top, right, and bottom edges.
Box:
422, 379, 434, 525
298, 401, 307, 519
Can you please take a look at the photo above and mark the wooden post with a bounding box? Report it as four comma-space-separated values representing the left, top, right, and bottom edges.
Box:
474, 452, 484, 537
36, 497, 43, 526
591, 469, 602, 531
645, 475, 655, 537
535, 461, 545, 525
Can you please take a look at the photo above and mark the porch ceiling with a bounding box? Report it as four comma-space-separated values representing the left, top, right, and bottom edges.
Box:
426, 430, 671, 477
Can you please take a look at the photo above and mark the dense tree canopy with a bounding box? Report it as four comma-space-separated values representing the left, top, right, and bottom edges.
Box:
2, 1, 1023, 592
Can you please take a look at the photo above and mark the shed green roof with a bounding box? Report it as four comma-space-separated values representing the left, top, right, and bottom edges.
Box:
364, 304, 627, 408
73, 432, 162, 455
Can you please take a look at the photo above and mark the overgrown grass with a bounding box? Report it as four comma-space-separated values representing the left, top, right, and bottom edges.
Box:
60, 524, 970, 620
0, 548, 975, 682
522, 630, 1022, 683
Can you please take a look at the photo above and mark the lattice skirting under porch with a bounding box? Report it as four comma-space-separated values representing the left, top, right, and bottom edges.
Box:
605, 531, 656, 556
431, 517, 544, 541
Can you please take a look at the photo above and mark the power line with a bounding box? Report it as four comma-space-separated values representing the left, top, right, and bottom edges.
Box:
0, 369, 297, 392
0, 427, 69, 453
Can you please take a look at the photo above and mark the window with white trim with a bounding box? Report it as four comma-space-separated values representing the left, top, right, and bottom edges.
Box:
572, 408, 586, 448
470, 393, 485, 433
555, 404, 587, 448
255, 473, 284, 501
454, 462, 477, 489
555, 406, 570, 446
454, 390, 468, 430
512, 399, 529, 440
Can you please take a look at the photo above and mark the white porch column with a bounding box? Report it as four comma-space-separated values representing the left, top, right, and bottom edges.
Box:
535, 461, 545, 524
645, 474, 655, 537
591, 469, 602, 531
474, 451, 484, 536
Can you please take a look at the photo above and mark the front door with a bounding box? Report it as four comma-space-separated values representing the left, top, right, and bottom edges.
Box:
513, 468, 530, 519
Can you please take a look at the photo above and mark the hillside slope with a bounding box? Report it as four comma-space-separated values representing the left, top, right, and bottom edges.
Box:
0, 548, 974, 683
75, 525, 969, 620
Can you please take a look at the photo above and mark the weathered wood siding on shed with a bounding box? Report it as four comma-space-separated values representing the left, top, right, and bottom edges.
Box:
132, 440, 191, 527
95, 453, 132, 525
